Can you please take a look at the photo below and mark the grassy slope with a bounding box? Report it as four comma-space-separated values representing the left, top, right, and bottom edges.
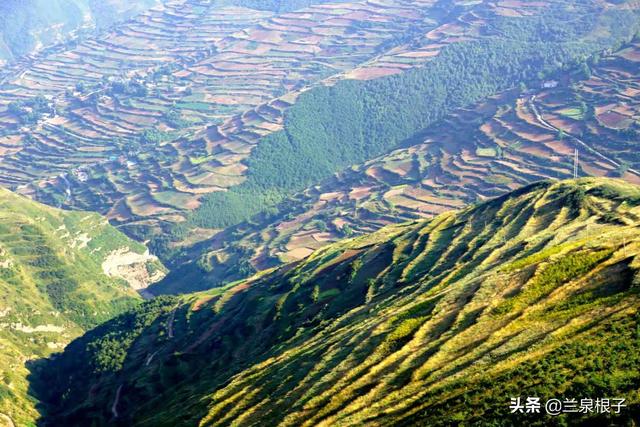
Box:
0, 187, 155, 425
40, 178, 640, 426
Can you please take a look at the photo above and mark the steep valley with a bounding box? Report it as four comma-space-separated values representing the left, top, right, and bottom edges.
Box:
0, 0, 162, 65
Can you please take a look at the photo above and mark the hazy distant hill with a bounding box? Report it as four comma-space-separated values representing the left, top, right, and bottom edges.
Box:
38, 178, 640, 426
0, 187, 164, 425
0, 0, 160, 64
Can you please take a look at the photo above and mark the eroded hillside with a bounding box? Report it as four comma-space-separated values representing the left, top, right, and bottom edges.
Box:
0, 187, 164, 425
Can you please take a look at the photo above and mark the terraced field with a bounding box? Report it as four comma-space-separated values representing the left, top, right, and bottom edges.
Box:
0, 1, 274, 190
1, 0, 612, 230
154, 39, 640, 293
0, 0, 452, 221
0, 0, 163, 66
38, 178, 640, 426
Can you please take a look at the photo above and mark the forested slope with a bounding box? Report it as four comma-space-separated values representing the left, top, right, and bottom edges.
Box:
0, 188, 163, 425
38, 178, 640, 426
153, 36, 640, 295
190, 0, 640, 230
5, 0, 637, 243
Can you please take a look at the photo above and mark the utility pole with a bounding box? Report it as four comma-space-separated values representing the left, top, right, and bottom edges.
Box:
573, 148, 579, 179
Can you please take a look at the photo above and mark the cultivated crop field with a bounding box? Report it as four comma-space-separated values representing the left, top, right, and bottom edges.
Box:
0, 0, 561, 230
162, 39, 640, 292
0, 0, 638, 295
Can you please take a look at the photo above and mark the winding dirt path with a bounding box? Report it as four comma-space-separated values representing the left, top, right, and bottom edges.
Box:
529, 95, 640, 177
143, 307, 178, 368
111, 384, 123, 419
145, 350, 159, 366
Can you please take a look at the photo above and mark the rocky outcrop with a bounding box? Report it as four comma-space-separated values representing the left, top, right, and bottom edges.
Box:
102, 248, 166, 291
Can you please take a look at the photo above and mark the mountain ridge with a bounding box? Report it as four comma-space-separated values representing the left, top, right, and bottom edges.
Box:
36, 177, 640, 426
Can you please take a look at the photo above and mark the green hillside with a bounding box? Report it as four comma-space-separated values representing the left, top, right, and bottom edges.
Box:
38, 178, 640, 426
0, 187, 164, 425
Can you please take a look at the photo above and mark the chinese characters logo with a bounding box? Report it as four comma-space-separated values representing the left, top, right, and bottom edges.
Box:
509, 397, 626, 416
